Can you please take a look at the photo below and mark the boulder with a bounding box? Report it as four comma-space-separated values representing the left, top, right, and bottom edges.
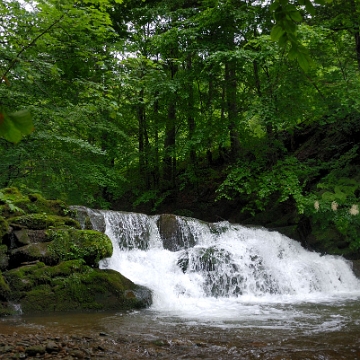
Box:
0, 245, 9, 271
9, 214, 80, 230
0, 187, 69, 218
0, 217, 8, 241
3, 260, 151, 313
46, 229, 113, 267
13, 229, 48, 246
157, 214, 196, 251
0, 187, 152, 316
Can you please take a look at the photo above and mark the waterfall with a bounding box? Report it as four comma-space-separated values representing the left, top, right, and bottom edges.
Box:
75, 208, 360, 319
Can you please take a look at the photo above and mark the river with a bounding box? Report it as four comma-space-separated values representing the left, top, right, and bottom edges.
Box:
1, 209, 360, 359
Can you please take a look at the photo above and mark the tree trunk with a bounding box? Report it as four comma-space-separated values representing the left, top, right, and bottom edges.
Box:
350, 0, 360, 71
163, 62, 177, 189
138, 88, 150, 189
187, 54, 196, 165
225, 60, 241, 160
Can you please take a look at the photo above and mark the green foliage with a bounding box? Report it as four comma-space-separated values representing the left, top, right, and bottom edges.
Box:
0, 189, 26, 215
270, 0, 332, 71
216, 157, 310, 215
304, 176, 360, 250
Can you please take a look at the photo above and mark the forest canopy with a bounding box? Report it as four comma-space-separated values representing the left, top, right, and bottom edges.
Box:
1, 0, 359, 252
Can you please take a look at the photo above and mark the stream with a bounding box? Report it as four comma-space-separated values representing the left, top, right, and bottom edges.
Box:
1, 209, 360, 359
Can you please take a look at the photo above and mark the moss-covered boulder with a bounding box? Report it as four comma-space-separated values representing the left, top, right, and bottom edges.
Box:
0, 271, 10, 301
0, 217, 9, 241
8, 229, 112, 268
0, 187, 69, 218
12, 229, 48, 246
0, 245, 9, 271
9, 214, 80, 230
46, 229, 113, 266
0, 187, 152, 316
3, 260, 151, 313
10, 242, 55, 267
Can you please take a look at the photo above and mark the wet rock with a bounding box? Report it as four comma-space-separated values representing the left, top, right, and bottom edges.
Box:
157, 214, 196, 251
69, 349, 85, 358
13, 229, 48, 246
70, 206, 106, 232
0, 245, 9, 271
25, 344, 46, 356
10, 242, 56, 267
46, 341, 61, 353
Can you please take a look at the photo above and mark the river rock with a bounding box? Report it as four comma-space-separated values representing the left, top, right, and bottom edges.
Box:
3, 261, 152, 312
157, 214, 196, 251
0, 187, 152, 316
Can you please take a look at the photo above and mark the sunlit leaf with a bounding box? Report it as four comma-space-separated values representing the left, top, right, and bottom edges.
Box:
0, 108, 34, 143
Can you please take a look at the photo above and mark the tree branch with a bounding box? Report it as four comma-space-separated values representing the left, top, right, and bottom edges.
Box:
1, 15, 65, 84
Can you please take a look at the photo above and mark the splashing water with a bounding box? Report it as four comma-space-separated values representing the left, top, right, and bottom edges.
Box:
77, 208, 360, 322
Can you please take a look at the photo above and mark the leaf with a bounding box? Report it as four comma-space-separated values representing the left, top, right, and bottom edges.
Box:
297, 52, 310, 72
0, 108, 34, 143
270, 24, 285, 41
289, 10, 302, 22
304, 0, 316, 15
321, 191, 335, 201
288, 45, 298, 60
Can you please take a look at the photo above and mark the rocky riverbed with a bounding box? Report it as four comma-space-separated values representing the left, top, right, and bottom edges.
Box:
0, 329, 165, 359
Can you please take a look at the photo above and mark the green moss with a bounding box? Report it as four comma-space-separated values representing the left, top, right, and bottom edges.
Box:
0, 217, 8, 241
0, 244, 9, 271
26, 193, 70, 217
0, 302, 16, 316
9, 214, 80, 230
0, 271, 10, 300
0, 187, 74, 219
10, 242, 59, 265
47, 229, 112, 266
310, 225, 353, 257
3, 260, 151, 313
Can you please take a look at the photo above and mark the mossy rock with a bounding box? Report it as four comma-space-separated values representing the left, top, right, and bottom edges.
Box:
10, 242, 57, 267
3, 260, 152, 313
0, 271, 11, 300
9, 214, 80, 230
0, 187, 70, 218
0, 245, 9, 271
9, 229, 112, 267
13, 229, 48, 246
46, 229, 113, 266
0, 302, 16, 316
308, 226, 353, 257
0, 217, 9, 241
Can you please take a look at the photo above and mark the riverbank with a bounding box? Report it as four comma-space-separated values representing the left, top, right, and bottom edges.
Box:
1, 304, 360, 360
1, 318, 360, 360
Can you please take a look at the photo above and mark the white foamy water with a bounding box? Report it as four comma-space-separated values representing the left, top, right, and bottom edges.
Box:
77, 209, 360, 322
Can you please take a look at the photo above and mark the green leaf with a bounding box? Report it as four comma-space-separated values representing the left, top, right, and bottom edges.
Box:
304, 0, 316, 15
297, 52, 310, 72
270, 24, 285, 41
288, 45, 298, 60
289, 10, 302, 22
0, 108, 34, 143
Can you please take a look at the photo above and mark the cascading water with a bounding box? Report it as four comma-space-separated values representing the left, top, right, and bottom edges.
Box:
77, 208, 360, 322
